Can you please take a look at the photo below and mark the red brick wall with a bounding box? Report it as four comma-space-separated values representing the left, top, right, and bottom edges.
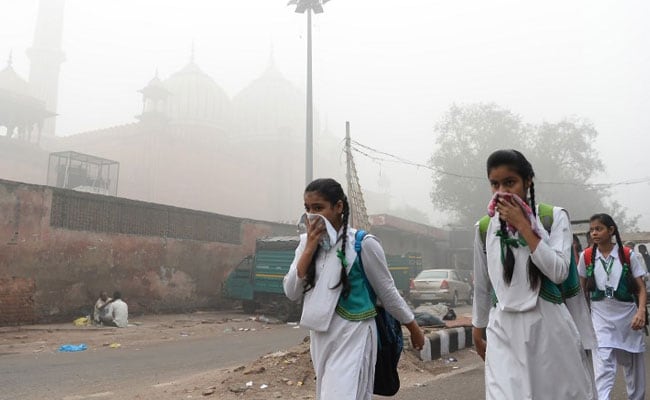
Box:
0, 277, 36, 325
0, 179, 296, 326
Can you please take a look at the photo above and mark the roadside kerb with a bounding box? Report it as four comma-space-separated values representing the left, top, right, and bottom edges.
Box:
418, 326, 473, 361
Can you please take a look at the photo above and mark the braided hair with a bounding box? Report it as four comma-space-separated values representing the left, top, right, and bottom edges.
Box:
486, 149, 542, 289
586, 213, 638, 294
302, 178, 352, 298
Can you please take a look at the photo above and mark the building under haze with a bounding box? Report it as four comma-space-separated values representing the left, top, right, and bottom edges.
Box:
1, 0, 342, 223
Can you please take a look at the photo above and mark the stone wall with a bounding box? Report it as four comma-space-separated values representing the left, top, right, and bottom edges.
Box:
0, 179, 295, 325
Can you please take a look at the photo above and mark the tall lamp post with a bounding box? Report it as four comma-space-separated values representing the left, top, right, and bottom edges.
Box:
288, 0, 330, 185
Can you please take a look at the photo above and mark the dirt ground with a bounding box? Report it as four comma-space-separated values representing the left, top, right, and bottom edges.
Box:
0, 310, 475, 399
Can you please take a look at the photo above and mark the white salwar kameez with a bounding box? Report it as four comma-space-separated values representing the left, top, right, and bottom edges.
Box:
578, 244, 646, 400
473, 207, 595, 400
284, 227, 414, 400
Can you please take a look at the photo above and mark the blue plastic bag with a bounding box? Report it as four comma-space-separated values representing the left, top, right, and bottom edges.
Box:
58, 343, 88, 352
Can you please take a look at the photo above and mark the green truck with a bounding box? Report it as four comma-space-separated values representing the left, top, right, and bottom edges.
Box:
222, 236, 422, 321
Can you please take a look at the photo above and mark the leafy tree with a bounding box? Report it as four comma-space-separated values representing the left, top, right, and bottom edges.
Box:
429, 103, 638, 231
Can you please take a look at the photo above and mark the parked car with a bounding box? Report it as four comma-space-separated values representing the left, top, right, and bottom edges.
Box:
409, 268, 472, 307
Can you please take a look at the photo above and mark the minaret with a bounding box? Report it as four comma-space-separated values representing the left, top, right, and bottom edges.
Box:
26, 0, 66, 137
136, 69, 170, 124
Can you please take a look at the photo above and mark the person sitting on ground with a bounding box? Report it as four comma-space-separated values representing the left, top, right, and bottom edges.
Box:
93, 291, 112, 325
100, 291, 129, 328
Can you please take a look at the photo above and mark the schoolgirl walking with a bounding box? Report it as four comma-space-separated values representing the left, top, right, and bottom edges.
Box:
578, 213, 647, 400
283, 178, 424, 400
472, 149, 595, 400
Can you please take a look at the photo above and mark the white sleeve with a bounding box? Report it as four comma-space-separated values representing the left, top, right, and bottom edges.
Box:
283, 235, 307, 302
529, 208, 571, 284
630, 250, 647, 278
360, 235, 415, 325
577, 251, 587, 277
472, 223, 491, 328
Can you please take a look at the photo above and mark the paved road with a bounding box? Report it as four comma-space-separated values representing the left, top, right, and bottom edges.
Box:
397, 338, 650, 400
0, 325, 308, 400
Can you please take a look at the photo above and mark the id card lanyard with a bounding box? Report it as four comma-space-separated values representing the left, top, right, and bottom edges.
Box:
600, 257, 615, 298
600, 257, 615, 280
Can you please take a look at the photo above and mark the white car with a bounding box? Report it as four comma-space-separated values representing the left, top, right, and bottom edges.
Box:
409, 269, 473, 307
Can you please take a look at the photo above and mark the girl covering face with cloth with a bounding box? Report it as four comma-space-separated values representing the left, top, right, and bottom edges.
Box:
283, 178, 424, 400
578, 213, 646, 400
472, 149, 596, 400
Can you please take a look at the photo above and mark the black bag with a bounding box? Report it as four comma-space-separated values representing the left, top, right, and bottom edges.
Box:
373, 306, 403, 396
354, 230, 403, 396
442, 308, 457, 321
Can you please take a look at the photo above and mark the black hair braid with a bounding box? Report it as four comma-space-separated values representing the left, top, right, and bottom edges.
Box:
501, 218, 516, 285
529, 182, 537, 218
336, 197, 352, 298
526, 182, 542, 290
585, 243, 597, 291
613, 224, 639, 294
302, 249, 319, 294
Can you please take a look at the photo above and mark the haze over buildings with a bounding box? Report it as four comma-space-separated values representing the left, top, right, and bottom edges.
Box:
1, 0, 649, 228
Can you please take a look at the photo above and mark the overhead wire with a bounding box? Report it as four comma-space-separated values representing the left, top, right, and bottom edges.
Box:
350, 140, 650, 189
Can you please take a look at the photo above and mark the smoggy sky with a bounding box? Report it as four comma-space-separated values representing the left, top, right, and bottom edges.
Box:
2, 0, 649, 229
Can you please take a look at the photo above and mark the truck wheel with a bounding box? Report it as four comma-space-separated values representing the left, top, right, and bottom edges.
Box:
243, 300, 257, 314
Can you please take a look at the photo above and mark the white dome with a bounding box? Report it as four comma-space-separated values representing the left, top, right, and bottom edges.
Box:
163, 61, 231, 128
232, 63, 304, 141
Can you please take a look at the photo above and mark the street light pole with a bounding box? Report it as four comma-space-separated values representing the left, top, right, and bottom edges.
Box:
288, 0, 329, 186
305, 7, 313, 185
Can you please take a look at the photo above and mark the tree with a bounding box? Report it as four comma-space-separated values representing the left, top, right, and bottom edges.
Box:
429, 103, 638, 231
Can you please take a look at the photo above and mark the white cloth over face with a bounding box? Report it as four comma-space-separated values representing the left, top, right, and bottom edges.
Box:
472, 206, 595, 400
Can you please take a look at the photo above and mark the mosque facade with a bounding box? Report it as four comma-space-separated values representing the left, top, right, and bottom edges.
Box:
0, 0, 343, 224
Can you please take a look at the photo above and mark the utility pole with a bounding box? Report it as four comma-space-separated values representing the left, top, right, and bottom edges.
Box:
345, 121, 371, 231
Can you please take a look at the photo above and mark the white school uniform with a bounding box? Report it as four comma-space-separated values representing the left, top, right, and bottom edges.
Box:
473, 207, 595, 400
283, 226, 414, 400
577, 244, 646, 400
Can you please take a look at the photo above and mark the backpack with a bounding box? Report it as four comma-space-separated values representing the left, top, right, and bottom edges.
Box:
583, 246, 633, 302
355, 230, 403, 397
583, 245, 648, 333
478, 203, 581, 304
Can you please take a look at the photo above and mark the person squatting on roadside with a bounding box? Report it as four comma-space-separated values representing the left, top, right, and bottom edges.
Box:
579, 214, 646, 400
472, 149, 596, 400
93, 291, 112, 325
100, 291, 129, 328
283, 178, 425, 400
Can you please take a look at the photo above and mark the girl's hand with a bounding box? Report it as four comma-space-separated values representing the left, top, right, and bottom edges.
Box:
496, 196, 541, 251
631, 309, 646, 330
472, 327, 487, 361
405, 321, 425, 351
496, 196, 529, 231
304, 215, 325, 250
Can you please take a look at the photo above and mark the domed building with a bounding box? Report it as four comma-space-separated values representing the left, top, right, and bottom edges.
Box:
0, 53, 54, 143
0, 53, 54, 184
163, 58, 231, 134
232, 55, 303, 143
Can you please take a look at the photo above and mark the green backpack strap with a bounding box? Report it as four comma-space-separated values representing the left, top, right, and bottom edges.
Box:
537, 203, 554, 234
479, 215, 491, 250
